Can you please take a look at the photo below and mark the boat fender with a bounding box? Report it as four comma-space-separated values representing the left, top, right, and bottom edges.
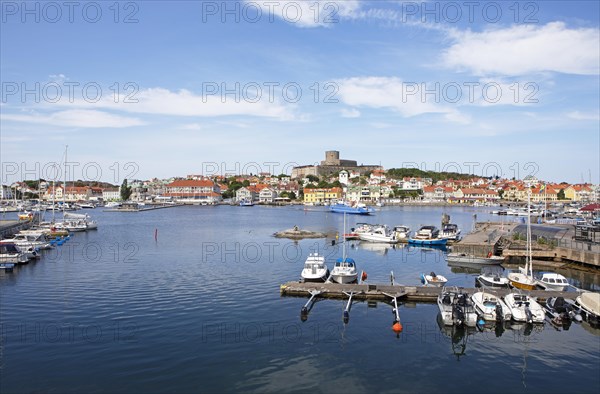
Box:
487, 251, 493, 258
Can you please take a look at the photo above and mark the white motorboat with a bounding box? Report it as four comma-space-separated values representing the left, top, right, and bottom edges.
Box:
330, 257, 358, 284
104, 202, 121, 208
471, 291, 512, 322
392, 225, 410, 240
535, 272, 570, 291
440, 223, 461, 241
503, 293, 545, 323
0, 243, 29, 264
8, 232, 53, 250
421, 271, 448, 287
447, 252, 504, 265
58, 212, 98, 231
476, 267, 510, 288
300, 252, 329, 282
576, 292, 600, 326
358, 224, 400, 244
437, 287, 478, 327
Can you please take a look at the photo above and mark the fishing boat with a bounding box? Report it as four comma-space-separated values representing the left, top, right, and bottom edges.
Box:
329, 202, 374, 215
503, 293, 545, 323
535, 272, 570, 291
471, 291, 512, 322
508, 185, 537, 290
421, 271, 448, 287
358, 224, 400, 244
476, 267, 510, 288
330, 213, 358, 284
437, 287, 478, 327
440, 223, 461, 241
576, 292, 600, 326
300, 252, 329, 282
408, 226, 447, 246
447, 252, 504, 265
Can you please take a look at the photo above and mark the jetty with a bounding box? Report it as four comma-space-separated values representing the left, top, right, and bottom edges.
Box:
104, 203, 184, 212
0, 220, 32, 238
280, 281, 576, 304
451, 222, 600, 268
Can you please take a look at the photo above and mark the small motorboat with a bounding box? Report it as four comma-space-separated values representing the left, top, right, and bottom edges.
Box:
503, 293, 545, 324
447, 252, 504, 265
421, 271, 448, 287
471, 291, 512, 322
440, 223, 461, 241
476, 267, 510, 288
535, 272, 570, 291
0, 243, 29, 264
576, 292, 600, 326
409, 226, 447, 246
358, 224, 400, 244
437, 287, 478, 327
330, 257, 358, 284
300, 252, 329, 282
544, 296, 582, 327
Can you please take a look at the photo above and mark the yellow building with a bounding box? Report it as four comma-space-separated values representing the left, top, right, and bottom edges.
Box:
303, 187, 343, 204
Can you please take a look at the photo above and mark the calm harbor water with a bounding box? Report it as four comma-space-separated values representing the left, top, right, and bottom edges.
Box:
1, 205, 599, 393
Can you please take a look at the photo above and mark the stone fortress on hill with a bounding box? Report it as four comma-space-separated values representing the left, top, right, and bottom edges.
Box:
291, 150, 382, 179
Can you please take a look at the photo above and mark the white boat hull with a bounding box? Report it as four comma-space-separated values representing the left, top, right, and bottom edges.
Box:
331, 273, 358, 284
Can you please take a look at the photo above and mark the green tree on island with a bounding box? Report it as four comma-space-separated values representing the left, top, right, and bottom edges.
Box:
120, 179, 132, 201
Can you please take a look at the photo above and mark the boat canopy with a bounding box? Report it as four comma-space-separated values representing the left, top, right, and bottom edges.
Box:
64, 212, 88, 219
335, 257, 355, 266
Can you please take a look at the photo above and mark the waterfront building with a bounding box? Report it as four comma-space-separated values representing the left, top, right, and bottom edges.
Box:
0, 185, 14, 200
303, 187, 343, 204
564, 184, 594, 202
164, 179, 222, 204
236, 186, 259, 202
423, 186, 454, 201
259, 187, 278, 203
102, 188, 121, 201
452, 188, 500, 204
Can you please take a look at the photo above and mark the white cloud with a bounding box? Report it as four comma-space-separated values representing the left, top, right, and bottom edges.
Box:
179, 123, 204, 130
52, 87, 298, 121
340, 108, 361, 118
442, 22, 600, 76
335, 76, 468, 122
1, 110, 145, 128
247, 0, 361, 28
567, 111, 600, 121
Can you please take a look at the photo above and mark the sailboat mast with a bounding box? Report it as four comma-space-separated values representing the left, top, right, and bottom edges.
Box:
63, 145, 68, 216
342, 212, 347, 261
527, 183, 532, 278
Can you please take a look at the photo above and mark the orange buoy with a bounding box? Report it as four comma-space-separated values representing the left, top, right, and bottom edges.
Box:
361, 271, 368, 281
392, 321, 403, 333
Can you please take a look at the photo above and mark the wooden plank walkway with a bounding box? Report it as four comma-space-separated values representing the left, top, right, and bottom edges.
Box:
280, 281, 574, 304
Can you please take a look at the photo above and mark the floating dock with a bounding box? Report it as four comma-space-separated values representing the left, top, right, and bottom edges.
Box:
280, 281, 574, 304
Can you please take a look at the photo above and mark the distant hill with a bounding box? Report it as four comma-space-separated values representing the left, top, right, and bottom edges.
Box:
386, 168, 481, 183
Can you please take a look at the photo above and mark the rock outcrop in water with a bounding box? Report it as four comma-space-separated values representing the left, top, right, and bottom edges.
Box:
273, 225, 327, 239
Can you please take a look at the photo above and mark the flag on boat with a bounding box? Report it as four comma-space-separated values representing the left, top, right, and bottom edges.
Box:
539, 184, 546, 194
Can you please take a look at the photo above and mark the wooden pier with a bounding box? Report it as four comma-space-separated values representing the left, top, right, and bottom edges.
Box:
280, 281, 575, 304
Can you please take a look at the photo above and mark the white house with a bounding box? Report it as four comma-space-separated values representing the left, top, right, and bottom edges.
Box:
236, 186, 259, 202
102, 188, 121, 201
259, 187, 278, 203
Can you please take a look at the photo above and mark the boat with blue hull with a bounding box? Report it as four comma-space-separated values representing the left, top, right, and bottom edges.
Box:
408, 225, 447, 246
329, 202, 374, 215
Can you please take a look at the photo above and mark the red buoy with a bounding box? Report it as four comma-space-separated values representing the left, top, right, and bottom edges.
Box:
392, 322, 403, 333
361, 271, 368, 282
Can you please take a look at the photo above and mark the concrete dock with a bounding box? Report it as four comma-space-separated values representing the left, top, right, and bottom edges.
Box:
280, 281, 574, 304
0, 220, 32, 238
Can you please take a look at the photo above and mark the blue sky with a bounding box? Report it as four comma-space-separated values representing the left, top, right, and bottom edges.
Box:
1, 0, 599, 185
